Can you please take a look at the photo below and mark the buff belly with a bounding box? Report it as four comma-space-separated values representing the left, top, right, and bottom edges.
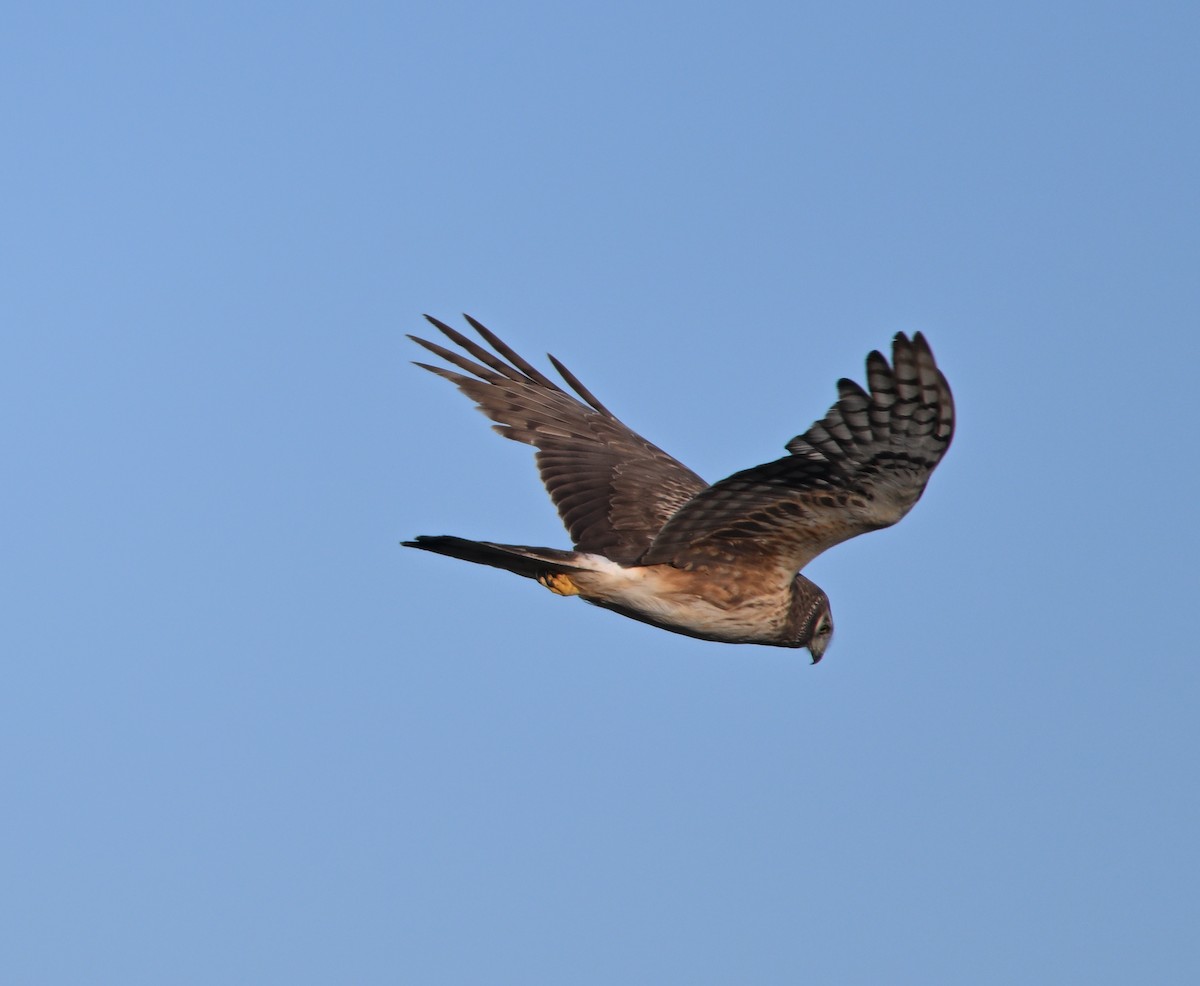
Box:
542, 555, 791, 646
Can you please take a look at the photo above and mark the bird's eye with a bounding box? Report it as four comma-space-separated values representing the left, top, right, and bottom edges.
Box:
817, 618, 832, 636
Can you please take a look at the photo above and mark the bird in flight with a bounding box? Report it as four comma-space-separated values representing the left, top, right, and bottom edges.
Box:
404, 315, 954, 663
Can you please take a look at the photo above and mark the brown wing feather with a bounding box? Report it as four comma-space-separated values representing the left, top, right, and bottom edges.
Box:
641, 332, 954, 576
410, 316, 708, 565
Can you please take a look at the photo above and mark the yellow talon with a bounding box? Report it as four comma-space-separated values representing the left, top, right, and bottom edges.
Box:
538, 572, 580, 596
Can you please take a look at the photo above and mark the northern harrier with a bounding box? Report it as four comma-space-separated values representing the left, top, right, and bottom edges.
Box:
404, 316, 954, 662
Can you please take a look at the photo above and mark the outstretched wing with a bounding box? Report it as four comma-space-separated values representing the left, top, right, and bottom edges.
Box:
410, 315, 708, 565
641, 332, 954, 577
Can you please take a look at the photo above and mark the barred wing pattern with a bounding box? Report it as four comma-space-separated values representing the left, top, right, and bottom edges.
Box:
641, 332, 954, 578
409, 316, 708, 566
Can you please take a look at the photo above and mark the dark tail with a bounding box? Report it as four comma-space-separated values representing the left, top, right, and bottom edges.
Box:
402, 535, 585, 581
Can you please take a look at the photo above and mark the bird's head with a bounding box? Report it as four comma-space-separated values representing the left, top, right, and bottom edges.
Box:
790, 575, 834, 664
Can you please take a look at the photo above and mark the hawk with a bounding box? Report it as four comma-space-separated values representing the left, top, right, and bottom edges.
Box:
404, 315, 954, 663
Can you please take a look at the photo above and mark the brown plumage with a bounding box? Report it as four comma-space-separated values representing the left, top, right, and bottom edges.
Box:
404, 315, 954, 662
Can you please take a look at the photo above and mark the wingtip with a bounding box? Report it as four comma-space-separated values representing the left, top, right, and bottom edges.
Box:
423, 314, 456, 336
893, 330, 935, 358
463, 313, 499, 343
462, 313, 509, 354
891, 332, 925, 369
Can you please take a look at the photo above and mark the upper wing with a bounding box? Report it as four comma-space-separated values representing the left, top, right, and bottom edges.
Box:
641, 332, 954, 576
410, 315, 708, 565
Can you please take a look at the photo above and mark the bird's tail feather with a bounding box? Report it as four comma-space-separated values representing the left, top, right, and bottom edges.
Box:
402, 535, 585, 581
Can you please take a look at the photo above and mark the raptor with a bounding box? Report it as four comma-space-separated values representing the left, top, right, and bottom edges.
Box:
404, 316, 954, 663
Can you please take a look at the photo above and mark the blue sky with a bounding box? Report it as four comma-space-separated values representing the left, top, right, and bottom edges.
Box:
3, 2, 1198, 983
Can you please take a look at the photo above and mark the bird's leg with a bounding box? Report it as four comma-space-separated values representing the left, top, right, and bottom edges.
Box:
538, 571, 580, 596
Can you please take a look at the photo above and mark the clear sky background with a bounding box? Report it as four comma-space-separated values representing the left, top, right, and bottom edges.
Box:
3, 2, 1197, 983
